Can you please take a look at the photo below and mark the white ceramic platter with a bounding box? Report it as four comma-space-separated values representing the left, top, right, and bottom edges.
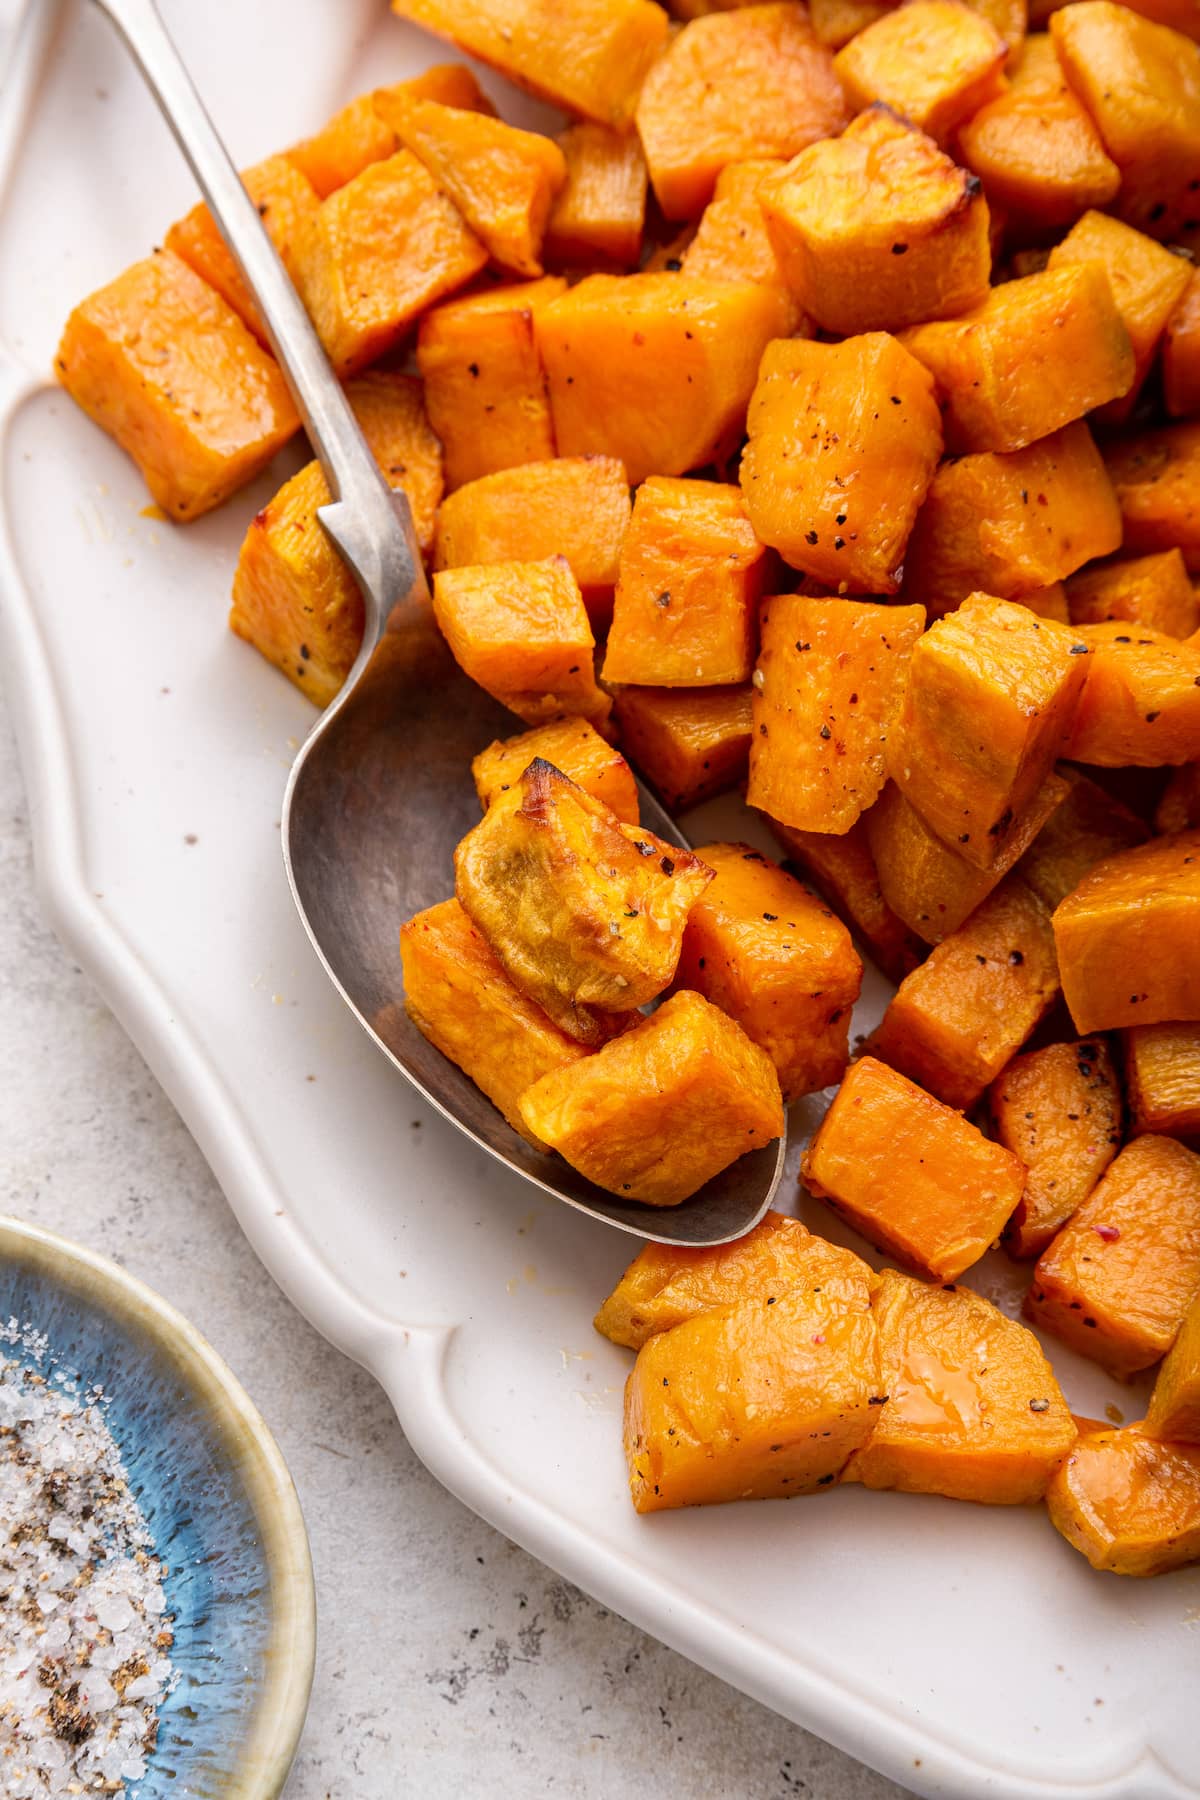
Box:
2, 4, 1198, 1794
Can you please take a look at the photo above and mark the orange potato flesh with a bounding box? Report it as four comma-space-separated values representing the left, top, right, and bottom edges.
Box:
471, 719, 639, 825
1017, 768, 1149, 916
1124, 1024, 1200, 1139
400, 898, 587, 1142
1066, 550, 1198, 641
1103, 423, 1200, 573
800, 1055, 1026, 1282
610, 684, 753, 812
673, 842, 863, 1101
680, 160, 799, 317
1018, 583, 1071, 623
771, 817, 928, 986
544, 124, 648, 270
990, 1037, 1124, 1259
1047, 1426, 1200, 1575
1164, 269, 1200, 419
1146, 1290, 1200, 1441
55, 250, 299, 523
287, 67, 495, 197
748, 596, 927, 834
1061, 623, 1200, 767
834, 0, 1009, 142
865, 876, 1061, 1110
519, 989, 785, 1207
623, 1279, 879, 1508
811, 0, 893, 47
164, 156, 320, 346
1026, 1134, 1200, 1377
594, 1210, 875, 1349
1053, 832, 1200, 1033
843, 1269, 1076, 1503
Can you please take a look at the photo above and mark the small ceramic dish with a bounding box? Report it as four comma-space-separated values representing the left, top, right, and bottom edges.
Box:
0, 1214, 316, 1798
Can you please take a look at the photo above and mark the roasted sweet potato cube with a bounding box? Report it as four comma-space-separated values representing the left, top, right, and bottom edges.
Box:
1047, 211, 1192, 424
472, 718, 639, 824
230, 372, 443, 705
834, 0, 1008, 140
990, 1037, 1123, 1258
1018, 767, 1149, 911
759, 107, 992, 336
1019, 583, 1071, 623
400, 898, 587, 1141
544, 124, 647, 269
416, 279, 565, 490
1054, 833, 1200, 1032
390, 0, 667, 126
456, 763, 713, 1038
1146, 1290, 1200, 1440
957, 33, 1120, 229
867, 876, 1061, 1107
771, 817, 927, 984
748, 596, 927, 833
1048, 1426, 1200, 1575
673, 843, 862, 1100
1124, 1025, 1200, 1140
594, 1211, 875, 1349
55, 250, 298, 523
897, 265, 1134, 454
1063, 624, 1200, 766
292, 151, 487, 375
1157, 763, 1200, 832
519, 989, 784, 1205
1027, 1134, 1200, 1375
843, 1270, 1076, 1502
886, 596, 1088, 870
610, 684, 753, 811
1067, 550, 1198, 639
741, 337, 943, 595
811, 0, 893, 46
287, 68, 494, 197
801, 1055, 1026, 1280
164, 156, 319, 346
432, 455, 631, 626
1165, 270, 1200, 419
680, 160, 798, 315
901, 425, 1123, 619
867, 772, 1069, 943
1104, 424, 1200, 573
432, 558, 610, 730
536, 274, 792, 487
602, 479, 770, 688
635, 4, 847, 219
1050, 2, 1200, 248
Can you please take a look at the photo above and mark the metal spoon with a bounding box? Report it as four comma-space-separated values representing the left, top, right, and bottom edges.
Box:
89, 0, 785, 1244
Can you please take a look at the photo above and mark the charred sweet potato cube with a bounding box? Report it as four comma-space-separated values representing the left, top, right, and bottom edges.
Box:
544, 124, 647, 269
897, 265, 1134, 454
886, 595, 1088, 870
390, 0, 668, 127
55, 250, 299, 523
843, 1270, 1076, 1502
594, 1211, 875, 1349
1146, 1290, 1200, 1440
748, 596, 927, 833
867, 772, 1069, 943
957, 33, 1121, 229
1018, 768, 1149, 912
772, 817, 928, 984
901, 424, 1124, 619
1157, 763, 1200, 833
292, 151, 487, 374
432, 558, 610, 730
623, 1275, 877, 1507
230, 372, 443, 705
519, 988, 784, 1205
1165, 270, 1200, 419
602, 479, 770, 688
456, 763, 713, 1038
1048, 1426, 1200, 1575
610, 684, 753, 811
1050, 2, 1200, 248
433, 455, 631, 626
287, 67, 494, 197
834, 0, 1008, 140
1104, 423, 1200, 572
740, 337, 943, 595
472, 718, 639, 824
758, 107, 992, 335
1067, 550, 1198, 639
416, 279, 564, 490
1124, 1025, 1200, 1140
165, 156, 319, 346
1062, 624, 1200, 766
1054, 833, 1200, 1032
801, 1054, 1026, 1280
673, 842, 862, 1100
536, 274, 792, 487
1027, 1134, 1200, 1375
400, 898, 587, 1141
990, 1037, 1123, 1258
680, 160, 798, 316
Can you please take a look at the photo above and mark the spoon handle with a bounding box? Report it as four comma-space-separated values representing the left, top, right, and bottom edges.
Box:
88, 0, 427, 651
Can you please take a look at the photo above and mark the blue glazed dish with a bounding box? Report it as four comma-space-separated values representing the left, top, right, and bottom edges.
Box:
0, 1216, 315, 1798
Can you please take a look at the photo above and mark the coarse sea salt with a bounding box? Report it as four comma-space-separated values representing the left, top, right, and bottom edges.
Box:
0, 1336, 177, 1798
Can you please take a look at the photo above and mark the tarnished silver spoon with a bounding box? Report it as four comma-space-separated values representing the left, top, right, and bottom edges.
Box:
90, 0, 785, 1243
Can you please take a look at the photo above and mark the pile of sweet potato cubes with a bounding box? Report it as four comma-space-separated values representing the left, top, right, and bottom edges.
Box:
56, 0, 1200, 1572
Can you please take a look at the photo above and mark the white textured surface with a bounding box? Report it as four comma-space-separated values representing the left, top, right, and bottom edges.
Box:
0, 694, 907, 1800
